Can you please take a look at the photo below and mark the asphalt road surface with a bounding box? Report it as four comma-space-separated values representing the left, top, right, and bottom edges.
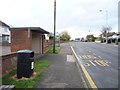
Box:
71, 42, 119, 88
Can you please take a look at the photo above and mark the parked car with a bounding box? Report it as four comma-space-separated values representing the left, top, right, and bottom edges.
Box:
95, 39, 101, 43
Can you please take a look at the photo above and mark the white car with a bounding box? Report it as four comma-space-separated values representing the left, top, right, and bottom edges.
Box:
95, 40, 101, 43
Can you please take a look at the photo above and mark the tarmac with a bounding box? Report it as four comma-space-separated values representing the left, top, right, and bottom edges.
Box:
36, 43, 85, 88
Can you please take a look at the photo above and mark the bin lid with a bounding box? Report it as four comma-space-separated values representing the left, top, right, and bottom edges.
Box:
17, 50, 33, 53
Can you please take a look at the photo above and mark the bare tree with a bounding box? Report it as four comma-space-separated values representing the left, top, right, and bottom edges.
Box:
101, 26, 112, 37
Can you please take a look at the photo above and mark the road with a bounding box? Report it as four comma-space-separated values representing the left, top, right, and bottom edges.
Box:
71, 42, 119, 88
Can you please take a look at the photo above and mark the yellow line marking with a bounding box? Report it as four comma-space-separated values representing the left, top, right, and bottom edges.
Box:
71, 46, 97, 89
81, 55, 87, 59
94, 56, 97, 59
88, 60, 97, 66
79, 55, 82, 58
105, 60, 111, 63
87, 55, 92, 59
88, 55, 95, 59
98, 56, 102, 59
84, 55, 88, 59
98, 60, 109, 66
94, 60, 104, 66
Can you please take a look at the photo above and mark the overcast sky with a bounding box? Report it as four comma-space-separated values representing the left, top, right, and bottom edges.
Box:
0, 0, 119, 39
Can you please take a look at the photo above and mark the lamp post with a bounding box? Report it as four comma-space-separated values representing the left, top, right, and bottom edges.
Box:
53, 0, 56, 53
99, 10, 108, 43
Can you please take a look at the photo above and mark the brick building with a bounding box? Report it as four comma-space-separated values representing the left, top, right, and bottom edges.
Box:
10, 27, 49, 54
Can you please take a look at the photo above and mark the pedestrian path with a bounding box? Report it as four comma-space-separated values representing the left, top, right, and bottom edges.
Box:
36, 43, 84, 88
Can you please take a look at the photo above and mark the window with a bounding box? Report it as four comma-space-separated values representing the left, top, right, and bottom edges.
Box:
2, 27, 9, 33
2, 35, 9, 43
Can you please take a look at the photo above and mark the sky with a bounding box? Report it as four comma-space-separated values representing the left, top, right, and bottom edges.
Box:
0, 0, 119, 39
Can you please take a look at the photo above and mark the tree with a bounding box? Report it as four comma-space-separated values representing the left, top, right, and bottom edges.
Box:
60, 31, 71, 41
86, 34, 95, 42
101, 26, 112, 37
100, 26, 112, 42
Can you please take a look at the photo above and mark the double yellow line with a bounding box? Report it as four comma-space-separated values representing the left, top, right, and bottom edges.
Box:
71, 46, 98, 89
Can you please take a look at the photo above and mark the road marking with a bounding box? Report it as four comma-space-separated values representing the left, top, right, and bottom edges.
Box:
71, 46, 97, 89
84, 60, 110, 67
88, 60, 96, 66
79, 55, 82, 58
98, 60, 109, 66
93, 56, 97, 59
94, 60, 104, 66
80, 55, 102, 59
105, 60, 111, 63
82, 55, 88, 59
85, 63, 90, 66
98, 56, 102, 59
87, 55, 92, 58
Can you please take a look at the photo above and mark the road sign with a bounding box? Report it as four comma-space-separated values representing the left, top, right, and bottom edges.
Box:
55, 32, 60, 47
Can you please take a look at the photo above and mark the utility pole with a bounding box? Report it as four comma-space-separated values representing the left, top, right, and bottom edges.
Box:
99, 10, 108, 44
89, 29, 91, 42
53, 0, 56, 53
105, 10, 108, 44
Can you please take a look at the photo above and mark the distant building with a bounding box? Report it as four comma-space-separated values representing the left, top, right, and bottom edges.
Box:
0, 21, 10, 43
75, 38, 80, 42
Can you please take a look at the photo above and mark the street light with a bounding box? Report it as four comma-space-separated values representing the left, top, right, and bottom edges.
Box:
99, 10, 108, 44
53, 0, 56, 53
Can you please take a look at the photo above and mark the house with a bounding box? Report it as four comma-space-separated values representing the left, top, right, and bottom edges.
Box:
0, 21, 10, 43
10, 27, 49, 55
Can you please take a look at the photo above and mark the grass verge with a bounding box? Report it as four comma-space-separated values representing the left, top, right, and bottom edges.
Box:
46, 47, 62, 54
62, 41, 70, 43
2, 60, 51, 88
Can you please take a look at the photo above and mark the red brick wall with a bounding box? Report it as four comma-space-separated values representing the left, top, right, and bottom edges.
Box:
11, 30, 32, 52
2, 43, 11, 46
1, 52, 42, 77
44, 40, 53, 53
1, 52, 43, 77
1, 53, 17, 77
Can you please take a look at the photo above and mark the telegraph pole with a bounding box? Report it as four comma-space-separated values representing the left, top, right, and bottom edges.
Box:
53, 0, 56, 53
99, 10, 108, 44
105, 10, 108, 44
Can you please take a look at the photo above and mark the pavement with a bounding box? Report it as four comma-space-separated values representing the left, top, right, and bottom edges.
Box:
36, 43, 85, 88
71, 42, 119, 88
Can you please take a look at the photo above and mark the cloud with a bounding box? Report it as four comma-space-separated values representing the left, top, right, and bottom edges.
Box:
0, 0, 118, 39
